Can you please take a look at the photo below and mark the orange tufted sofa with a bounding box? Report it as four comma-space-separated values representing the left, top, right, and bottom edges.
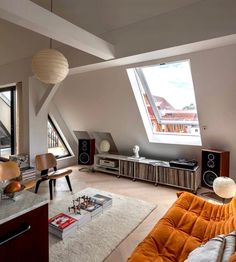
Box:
128, 191, 236, 262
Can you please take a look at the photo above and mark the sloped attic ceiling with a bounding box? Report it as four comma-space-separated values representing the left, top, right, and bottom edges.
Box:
31, 0, 202, 36
0, 0, 203, 67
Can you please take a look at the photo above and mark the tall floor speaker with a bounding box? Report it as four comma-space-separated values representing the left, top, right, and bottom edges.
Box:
78, 139, 95, 165
201, 149, 230, 188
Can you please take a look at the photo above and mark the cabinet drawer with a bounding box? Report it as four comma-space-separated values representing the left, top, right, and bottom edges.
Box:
0, 204, 48, 262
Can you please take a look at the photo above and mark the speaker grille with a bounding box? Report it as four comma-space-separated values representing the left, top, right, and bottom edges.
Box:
78, 139, 95, 165
202, 151, 220, 175
201, 149, 230, 188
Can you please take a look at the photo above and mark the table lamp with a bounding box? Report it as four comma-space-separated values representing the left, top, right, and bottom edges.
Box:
213, 177, 236, 203
100, 140, 110, 153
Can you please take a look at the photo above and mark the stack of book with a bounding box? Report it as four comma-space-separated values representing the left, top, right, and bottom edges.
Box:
21, 167, 36, 181
49, 194, 113, 239
49, 213, 78, 239
70, 209, 91, 227
80, 202, 103, 218
92, 194, 112, 210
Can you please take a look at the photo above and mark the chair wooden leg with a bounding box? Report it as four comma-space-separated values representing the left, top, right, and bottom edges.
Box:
35, 178, 44, 194
65, 175, 72, 192
49, 180, 53, 200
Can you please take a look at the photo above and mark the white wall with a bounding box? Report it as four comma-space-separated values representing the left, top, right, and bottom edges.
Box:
28, 77, 48, 165
53, 44, 236, 179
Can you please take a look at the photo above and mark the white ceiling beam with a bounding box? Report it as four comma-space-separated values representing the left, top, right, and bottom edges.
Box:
0, 0, 115, 60
69, 34, 236, 75
36, 83, 61, 115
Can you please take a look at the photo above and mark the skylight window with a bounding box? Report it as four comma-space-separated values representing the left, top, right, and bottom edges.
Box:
127, 60, 202, 146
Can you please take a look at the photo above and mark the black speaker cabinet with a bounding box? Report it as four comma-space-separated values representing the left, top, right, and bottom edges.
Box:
78, 139, 95, 165
201, 149, 230, 188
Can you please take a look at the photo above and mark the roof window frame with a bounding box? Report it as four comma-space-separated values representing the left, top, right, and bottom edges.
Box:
127, 59, 202, 146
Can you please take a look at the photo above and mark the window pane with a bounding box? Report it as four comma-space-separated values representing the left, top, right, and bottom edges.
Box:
0, 91, 12, 158
140, 61, 200, 135
47, 118, 70, 158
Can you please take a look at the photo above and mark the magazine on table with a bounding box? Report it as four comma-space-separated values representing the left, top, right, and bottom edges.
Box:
80, 202, 103, 217
92, 194, 112, 208
49, 225, 76, 239
69, 209, 92, 226
49, 213, 78, 239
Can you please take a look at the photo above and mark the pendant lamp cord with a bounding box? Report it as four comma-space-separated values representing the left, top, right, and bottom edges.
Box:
50, 0, 53, 49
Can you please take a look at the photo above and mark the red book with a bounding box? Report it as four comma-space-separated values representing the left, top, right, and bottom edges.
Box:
49, 213, 77, 231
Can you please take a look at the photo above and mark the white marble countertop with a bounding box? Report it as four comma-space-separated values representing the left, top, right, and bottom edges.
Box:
0, 191, 48, 225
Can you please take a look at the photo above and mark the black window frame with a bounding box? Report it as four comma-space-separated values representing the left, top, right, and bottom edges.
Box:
0, 86, 16, 160
47, 115, 71, 159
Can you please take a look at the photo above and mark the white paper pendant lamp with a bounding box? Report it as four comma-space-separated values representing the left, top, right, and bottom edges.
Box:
32, 48, 69, 84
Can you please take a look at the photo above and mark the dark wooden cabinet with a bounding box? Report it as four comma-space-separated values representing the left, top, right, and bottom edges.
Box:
0, 204, 48, 262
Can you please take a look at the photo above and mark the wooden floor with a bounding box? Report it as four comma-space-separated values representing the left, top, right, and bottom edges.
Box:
34, 165, 201, 262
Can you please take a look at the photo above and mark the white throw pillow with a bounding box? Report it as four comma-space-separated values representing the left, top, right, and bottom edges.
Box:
222, 232, 236, 262
185, 231, 236, 262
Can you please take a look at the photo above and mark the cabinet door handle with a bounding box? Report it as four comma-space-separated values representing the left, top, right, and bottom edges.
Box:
0, 223, 31, 246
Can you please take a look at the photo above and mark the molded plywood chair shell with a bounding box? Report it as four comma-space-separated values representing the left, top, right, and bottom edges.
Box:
0, 161, 20, 181
0, 161, 36, 190
35, 153, 73, 200
35, 153, 57, 171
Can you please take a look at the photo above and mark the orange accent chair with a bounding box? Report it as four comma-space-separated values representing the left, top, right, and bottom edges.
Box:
128, 191, 236, 262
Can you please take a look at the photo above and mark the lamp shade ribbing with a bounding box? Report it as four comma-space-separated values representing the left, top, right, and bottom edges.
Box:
213, 176, 236, 199
32, 49, 69, 84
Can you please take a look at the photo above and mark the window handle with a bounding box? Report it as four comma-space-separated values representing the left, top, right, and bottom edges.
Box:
0, 223, 31, 246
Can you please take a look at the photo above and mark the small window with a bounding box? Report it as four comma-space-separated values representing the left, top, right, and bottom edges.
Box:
127, 60, 201, 146
47, 116, 71, 159
0, 86, 16, 159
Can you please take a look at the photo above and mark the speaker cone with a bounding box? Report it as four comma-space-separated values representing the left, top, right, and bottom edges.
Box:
207, 160, 215, 168
203, 170, 218, 187
208, 153, 215, 160
79, 152, 90, 164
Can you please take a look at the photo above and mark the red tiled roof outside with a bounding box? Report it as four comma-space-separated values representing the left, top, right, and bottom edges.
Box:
152, 119, 187, 133
144, 94, 174, 110
161, 111, 198, 121
147, 106, 197, 122
144, 94, 197, 134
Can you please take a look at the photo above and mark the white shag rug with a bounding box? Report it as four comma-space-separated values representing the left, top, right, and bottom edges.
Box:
49, 187, 156, 262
